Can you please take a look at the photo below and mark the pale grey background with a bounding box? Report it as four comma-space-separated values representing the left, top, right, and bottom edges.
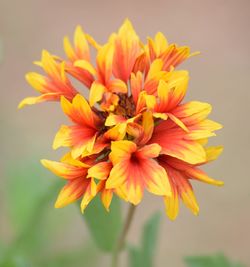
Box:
0, 0, 249, 266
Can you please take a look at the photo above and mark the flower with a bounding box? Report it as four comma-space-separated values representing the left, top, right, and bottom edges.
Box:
20, 19, 223, 219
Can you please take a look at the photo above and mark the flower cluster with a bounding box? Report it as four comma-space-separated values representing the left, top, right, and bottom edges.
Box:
19, 19, 223, 220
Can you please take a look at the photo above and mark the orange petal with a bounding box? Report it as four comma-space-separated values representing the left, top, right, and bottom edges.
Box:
41, 50, 61, 80
167, 113, 189, 132
81, 179, 97, 212
105, 114, 126, 126
185, 167, 224, 186
179, 182, 199, 216
106, 161, 128, 189
88, 162, 112, 180
172, 101, 212, 126
137, 111, 154, 145
150, 122, 206, 164
161, 45, 191, 71
55, 178, 87, 208
53, 124, 97, 158
64, 62, 94, 88
156, 71, 189, 112
138, 143, 161, 158
166, 166, 199, 215
109, 140, 137, 165
108, 79, 127, 94
18, 93, 60, 109
142, 159, 171, 196
130, 71, 143, 105
74, 25, 90, 61
74, 60, 96, 76
164, 181, 179, 220
113, 19, 141, 82
104, 123, 127, 141
132, 53, 147, 74
41, 159, 87, 179
96, 43, 114, 85
61, 94, 98, 127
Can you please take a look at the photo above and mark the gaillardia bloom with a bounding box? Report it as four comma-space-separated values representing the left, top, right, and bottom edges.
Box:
19, 19, 223, 220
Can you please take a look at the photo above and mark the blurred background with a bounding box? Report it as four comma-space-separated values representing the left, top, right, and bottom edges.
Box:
1, 0, 249, 266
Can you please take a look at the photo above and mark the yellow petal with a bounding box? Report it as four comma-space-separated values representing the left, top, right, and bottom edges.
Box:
144, 94, 156, 109
164, 186, 179, 220
146, 59, 164, 81
87, 162, 112, 180
60, 152, 90, 168
53, 125, 71, 149
197, 119, 223, 132
55, 178, 84, 208
63, 36, 76, 61
113, 18, 141, 82
167, 113, 189, 132
153, 112, 168, 120
154, 32, 168, 54
186, 167, 224, 186
74, 60, 96, 76
41, 159, 86, 179
109, 140, 136, 165
41, 50, 61, 80
81, 179, 97, 213
104, 123, 127, 141
85, 33, 101, 50
25, 72, 47, 92
205, 146, 224, 162
61, 94, 95, 127
74, 25, 90, 60
96, 43, 114, 84
106, 161, 128, 188
174, 101, 212, 124
108, 79, 127, 94
105, 114, 125, 126
89, 81, 106, 106
101, 189, 113, 211
181, 188, 199, 216
138, 143, 162, 158
139, 111, 154, 144
18, 93, 59, 109
143, 159, 172, 197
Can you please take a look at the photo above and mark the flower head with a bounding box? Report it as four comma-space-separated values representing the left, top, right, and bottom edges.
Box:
20, 19, 223, 219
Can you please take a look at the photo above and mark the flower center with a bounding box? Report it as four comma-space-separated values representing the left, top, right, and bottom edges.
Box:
115, 94, 135, 118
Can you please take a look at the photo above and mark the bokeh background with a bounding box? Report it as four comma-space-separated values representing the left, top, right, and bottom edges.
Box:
1, 0, 249, 266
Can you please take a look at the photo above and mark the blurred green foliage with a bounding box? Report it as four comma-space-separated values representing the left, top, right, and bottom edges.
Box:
128, 212, 161, 267
84, 195, 122, 252
0, 160, 99, 267
185, 254, 246, 267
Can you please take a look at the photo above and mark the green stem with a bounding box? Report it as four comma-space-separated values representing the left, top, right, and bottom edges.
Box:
111, 204, 136, 267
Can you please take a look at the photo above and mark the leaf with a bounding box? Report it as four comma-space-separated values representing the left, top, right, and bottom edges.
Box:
0, 253, 32, 267
83, 195, 122, 252
4, 159, 63, 258
184, 253, 245, 267
128, 247, 142, 267
129, 212, 161, 267
5, 159, 55, 233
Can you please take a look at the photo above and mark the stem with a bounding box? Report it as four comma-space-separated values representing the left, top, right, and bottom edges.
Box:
111, 204, 136, 267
